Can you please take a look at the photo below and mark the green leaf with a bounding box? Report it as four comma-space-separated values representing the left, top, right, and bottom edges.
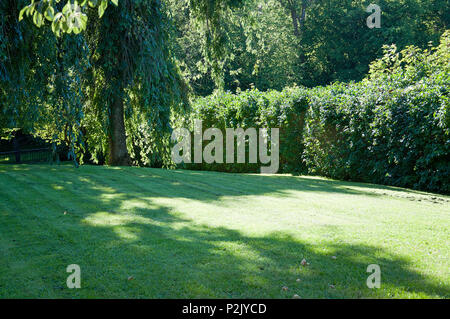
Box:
44, 6, 55, 22
98, 0, 108, 18
19, 6, 28, 22
80, 14, 88, 27
54, 12, 63, 21
62, 2, 72, 15
51, 20, 58, 33
33, 11, 43, 28
62, 20, 70, 33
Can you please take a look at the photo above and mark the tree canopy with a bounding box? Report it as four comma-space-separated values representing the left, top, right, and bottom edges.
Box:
1, 0, 448, 170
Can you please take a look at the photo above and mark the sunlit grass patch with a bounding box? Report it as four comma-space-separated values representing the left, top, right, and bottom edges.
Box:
0, 164, 448, 298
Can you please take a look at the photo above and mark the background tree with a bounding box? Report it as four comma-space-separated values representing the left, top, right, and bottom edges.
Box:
7, 0, 240, 166
168, 0, 448, 91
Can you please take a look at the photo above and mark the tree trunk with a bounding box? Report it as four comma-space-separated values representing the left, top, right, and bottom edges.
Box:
290, 7, 300, 37
288, 0, 308, 38
299, 0, 307, 30
107, 94, 131, 166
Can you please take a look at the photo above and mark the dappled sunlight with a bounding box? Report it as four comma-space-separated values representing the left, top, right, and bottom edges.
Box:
339, 185, 450, 204
10, 165, 31, 171
78, 177, 119, 195
1, 164, 449, 298
81, 207, 448, 297
119, 198, 154, 211
113, 226, 141, 241
101, 193, 126, 202
83, 212, 158, 227
51, 184, 64, 191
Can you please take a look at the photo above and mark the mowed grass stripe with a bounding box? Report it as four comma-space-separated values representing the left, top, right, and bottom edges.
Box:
0, 164, 449, 298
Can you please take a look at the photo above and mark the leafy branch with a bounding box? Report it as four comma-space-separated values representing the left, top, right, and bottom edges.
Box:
19, 0, 118, 36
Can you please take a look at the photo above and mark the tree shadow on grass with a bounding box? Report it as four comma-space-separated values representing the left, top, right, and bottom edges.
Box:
4, 164, 450, 202
61, 211, 450, 299
71, 165, 450, 204
0, 164, 448, 298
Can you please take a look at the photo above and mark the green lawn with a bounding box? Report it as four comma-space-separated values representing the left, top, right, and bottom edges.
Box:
0, 164, 448, 298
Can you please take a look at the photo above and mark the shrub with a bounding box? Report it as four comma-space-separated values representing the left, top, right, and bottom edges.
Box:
180, 31, 450, 193
180, 87, 308, 173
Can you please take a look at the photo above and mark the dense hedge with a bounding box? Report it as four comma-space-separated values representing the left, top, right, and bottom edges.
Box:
179, 87, 308, 173
180, 32, 449, 193
304, 79, 449, 193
